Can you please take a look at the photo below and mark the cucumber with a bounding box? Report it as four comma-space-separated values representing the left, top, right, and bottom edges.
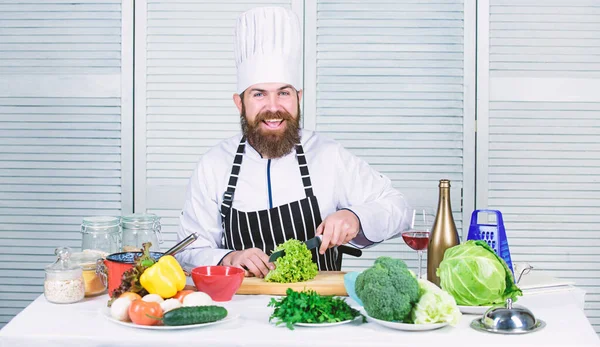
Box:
162, 306, 228, 326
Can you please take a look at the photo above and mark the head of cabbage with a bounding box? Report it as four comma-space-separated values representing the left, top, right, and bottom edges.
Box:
436, 240, 522, 306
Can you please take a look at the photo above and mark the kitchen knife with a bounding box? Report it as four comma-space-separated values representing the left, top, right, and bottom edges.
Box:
268, 235, 322, 262
268, 235, 363, 262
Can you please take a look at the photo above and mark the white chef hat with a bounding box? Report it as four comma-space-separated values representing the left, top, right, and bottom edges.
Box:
233, 6, 302, 94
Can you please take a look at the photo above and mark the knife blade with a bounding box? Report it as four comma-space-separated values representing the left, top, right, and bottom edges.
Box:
268, 235, 322, 262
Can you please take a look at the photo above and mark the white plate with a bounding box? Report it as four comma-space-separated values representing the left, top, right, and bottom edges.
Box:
101, 307, 238, 330
458, 305, 492, 315
295, 319, 355, 327
366, 315, 449, 331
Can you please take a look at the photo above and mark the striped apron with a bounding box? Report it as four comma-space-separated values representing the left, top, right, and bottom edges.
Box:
219, 136, 337, 271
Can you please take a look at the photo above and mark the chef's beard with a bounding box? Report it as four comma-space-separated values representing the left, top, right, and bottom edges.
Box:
240, 102, 301, 159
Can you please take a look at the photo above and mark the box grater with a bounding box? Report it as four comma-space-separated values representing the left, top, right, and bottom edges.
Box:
467, 209, 515, 280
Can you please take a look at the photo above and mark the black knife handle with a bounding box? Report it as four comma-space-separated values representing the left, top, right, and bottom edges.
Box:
338, 245, 362, 258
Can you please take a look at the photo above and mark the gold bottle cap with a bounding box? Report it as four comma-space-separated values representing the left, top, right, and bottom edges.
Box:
439, 179, 451, 187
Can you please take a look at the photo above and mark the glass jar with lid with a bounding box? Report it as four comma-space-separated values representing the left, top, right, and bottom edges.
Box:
71, 250, 107, 297
81, 216, 121, 254
121, 213, 163, 252
44, 247, 85, 304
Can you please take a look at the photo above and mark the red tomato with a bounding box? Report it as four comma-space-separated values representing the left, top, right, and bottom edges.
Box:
128, 299, 163, 326
173, 289, 195, 303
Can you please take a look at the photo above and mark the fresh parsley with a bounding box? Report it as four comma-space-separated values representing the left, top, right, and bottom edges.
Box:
268, 288, 366, 330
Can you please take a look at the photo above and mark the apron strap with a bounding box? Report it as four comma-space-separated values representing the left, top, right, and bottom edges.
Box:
220, 136, 246, 220
220, 137, 315, 220
295, 143, 314, 198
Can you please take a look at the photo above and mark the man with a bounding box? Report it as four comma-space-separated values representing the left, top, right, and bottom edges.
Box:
176, 6, 412, 278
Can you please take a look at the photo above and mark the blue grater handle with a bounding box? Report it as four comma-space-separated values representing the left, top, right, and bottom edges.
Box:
469, 209, 504, 228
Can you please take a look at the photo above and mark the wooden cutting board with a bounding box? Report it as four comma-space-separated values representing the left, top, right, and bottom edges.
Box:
236, 271, 348, 296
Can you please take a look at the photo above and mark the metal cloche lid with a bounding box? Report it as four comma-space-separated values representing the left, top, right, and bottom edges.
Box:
470, 298, 546, 334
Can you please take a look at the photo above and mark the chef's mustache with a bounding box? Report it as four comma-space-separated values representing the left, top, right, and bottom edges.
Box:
253, 109, 295, 125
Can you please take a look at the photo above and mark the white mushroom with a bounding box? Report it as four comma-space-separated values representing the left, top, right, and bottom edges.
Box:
142, 293, 164, 303
182, 292, 213, 307
110, 297, 133, 322
160, 298, 182, 313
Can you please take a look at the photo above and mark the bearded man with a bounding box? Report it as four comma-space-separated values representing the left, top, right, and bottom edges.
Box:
176, 7, 412, 277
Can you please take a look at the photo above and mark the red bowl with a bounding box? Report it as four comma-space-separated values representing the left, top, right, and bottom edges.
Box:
190, 266, 245, 302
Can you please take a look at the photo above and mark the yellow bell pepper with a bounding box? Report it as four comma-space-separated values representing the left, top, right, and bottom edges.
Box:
140, 255, 186, 299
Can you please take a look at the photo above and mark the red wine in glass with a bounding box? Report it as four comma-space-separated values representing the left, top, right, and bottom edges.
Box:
402, 231, 429, 251
402, 231, 430, 278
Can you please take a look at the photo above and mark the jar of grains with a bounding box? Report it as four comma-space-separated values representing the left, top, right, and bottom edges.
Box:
44, 247, 85, 304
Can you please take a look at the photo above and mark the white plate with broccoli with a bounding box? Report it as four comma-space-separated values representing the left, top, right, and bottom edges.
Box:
366, 315, 449, 331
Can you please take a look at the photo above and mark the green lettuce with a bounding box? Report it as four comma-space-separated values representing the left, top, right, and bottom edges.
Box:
436, 240, 522, 306
265, 239, 318, 283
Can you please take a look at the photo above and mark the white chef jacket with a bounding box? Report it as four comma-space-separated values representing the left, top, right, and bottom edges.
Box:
175, 129, 412, 269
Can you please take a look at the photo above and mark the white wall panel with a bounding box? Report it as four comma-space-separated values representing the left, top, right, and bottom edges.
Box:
0, 0, 132, 328
135, 0, 296, 251
308, 0, 474, 272
479, 0, 600, 333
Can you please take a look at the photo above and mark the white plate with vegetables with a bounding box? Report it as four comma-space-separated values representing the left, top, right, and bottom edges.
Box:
366, 314, 449, 331
268, 288, 365, 330
101, 306, 239, 330
103, 291, 237, 330
294, 317, 359, 327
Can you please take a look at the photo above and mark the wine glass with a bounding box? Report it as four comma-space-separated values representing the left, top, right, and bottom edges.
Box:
402, 208, 433, 279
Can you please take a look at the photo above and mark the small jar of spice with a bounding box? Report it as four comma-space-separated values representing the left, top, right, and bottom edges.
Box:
44, 247, 85, 304
71, 250, 107, 297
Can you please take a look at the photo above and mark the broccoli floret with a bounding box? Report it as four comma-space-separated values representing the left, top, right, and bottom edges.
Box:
374, 256, 407, 269
355, 257, 419, 322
